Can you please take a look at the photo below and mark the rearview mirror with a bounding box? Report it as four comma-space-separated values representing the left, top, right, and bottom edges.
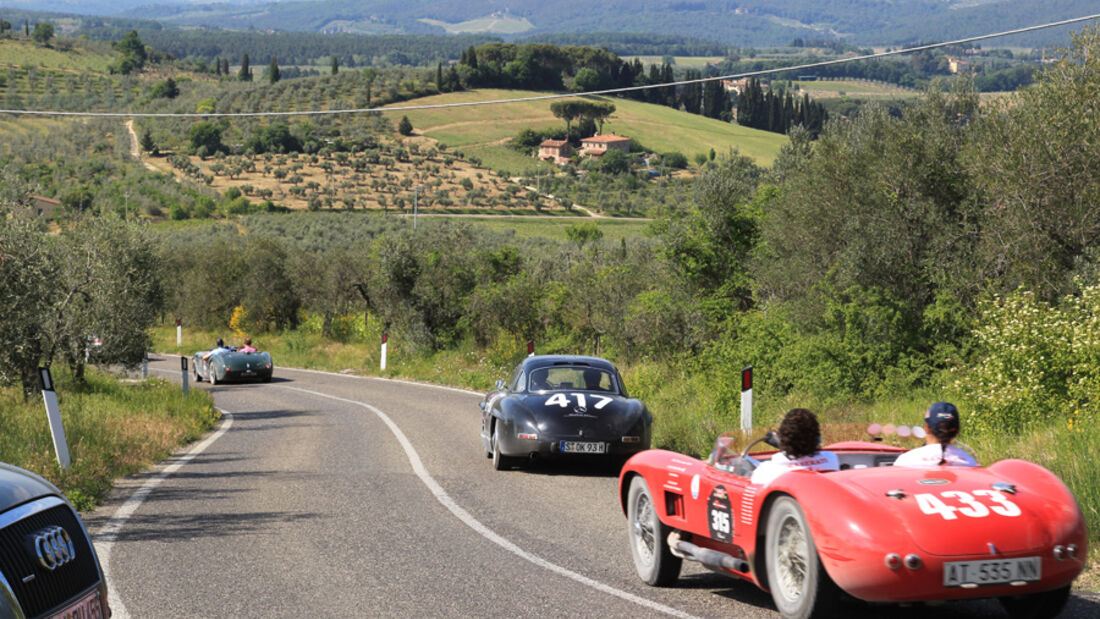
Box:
764, 430, 780, 448
495, 379, 506, 390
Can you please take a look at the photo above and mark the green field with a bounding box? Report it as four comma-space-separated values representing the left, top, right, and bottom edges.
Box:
0, 39, 116, 72
419, 15, 534, 35
459, 215, 652, 241
384, 89, 786, 168
790, 78, 920, 99
624, 55, 727, 68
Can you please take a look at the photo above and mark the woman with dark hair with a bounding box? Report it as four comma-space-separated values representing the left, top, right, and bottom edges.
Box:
894, 402, 978, 467
750, 408, 839, 485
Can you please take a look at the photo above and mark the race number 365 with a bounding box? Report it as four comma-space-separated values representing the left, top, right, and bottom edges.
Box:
915, 490, 1021, 520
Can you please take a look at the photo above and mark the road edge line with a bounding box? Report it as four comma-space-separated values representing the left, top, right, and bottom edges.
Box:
282, 385, 697, 619
92, 409, 234, 619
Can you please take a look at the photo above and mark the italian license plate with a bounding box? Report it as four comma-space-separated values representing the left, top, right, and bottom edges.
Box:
943, 557, 1041, 587
52, 589, 103, 619
561, 441, 607, 454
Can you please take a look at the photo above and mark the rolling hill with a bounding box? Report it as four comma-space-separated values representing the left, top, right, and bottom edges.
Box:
85, 0, 1100, 47
382, 89, 787, 170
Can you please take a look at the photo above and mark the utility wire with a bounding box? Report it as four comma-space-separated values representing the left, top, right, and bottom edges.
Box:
1, 12, 1098, 118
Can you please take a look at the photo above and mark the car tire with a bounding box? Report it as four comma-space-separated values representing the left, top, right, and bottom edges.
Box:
193, 366, 202, 383
999, 585, 1071, 619
765, 496, 839, 619
491, 423, 517, 471
626, 475, 682, 586
208, 363, 218, 385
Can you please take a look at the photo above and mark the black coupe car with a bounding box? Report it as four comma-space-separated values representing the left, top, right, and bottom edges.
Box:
479, 355, 653, 470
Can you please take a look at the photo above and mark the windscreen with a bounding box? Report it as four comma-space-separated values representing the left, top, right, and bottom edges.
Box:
528, 366, 617, 393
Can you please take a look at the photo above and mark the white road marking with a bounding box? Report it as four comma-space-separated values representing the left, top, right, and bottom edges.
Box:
282, 385, 698, 619
279, 365, 482, 395
149, 354, 483, 395
92, 409, 233, 619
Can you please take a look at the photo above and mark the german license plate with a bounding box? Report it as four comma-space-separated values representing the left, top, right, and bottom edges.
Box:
561, 441, 607, 454
943, 557, 1041, 587
52, 589, 103, 619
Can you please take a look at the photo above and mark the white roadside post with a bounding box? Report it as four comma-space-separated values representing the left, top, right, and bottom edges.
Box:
181, 356, 189, 396
380, 332, 388, 370
740, 366, 753, 431
39, 367, 71, 469
176, 317, 182, 347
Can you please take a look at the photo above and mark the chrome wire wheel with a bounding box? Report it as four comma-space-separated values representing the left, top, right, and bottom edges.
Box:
631, 485, 657, 566
774, 512, 809, 603
765, 496, 838, 619
626, 476, 681, 586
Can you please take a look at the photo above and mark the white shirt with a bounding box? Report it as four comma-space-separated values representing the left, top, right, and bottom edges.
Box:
893, 443, 978, 468
750, 451, 839, 486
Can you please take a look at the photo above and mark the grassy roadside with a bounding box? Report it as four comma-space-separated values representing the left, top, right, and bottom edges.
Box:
0, 366, 218, 511
155, 324, 1099, 589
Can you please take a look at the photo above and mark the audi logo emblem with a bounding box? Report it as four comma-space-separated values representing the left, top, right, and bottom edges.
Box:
32, 526, 75, 570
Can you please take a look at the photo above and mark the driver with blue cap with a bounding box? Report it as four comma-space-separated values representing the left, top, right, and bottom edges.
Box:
894, 402, 979, 467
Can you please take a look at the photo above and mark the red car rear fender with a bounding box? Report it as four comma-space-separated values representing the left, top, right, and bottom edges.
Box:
753, 471, 911, 593
988, 459, 1089, 547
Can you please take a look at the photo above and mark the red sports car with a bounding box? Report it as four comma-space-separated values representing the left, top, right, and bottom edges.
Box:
618, 424, 1087, 619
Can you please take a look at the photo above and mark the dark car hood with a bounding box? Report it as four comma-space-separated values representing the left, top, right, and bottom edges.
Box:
0, 462, 61, 511
519, 392, 645, 436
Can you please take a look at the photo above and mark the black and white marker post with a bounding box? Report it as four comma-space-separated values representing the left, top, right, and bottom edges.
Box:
181, 356, 189, 396
740, 366, 753, 431
380, 332, 388, 370
39, 367, 71, 469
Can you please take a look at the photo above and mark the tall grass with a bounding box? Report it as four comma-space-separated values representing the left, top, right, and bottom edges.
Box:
0, 367, 218, 510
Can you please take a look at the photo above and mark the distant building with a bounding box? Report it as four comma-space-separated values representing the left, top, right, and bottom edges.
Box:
947, 57, 971, 74
580, 134, 631, 157
29, 195, 61, 219
537, 139, 572, 164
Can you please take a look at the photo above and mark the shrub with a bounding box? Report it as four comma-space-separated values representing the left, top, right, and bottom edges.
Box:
952, 285, 1096, 434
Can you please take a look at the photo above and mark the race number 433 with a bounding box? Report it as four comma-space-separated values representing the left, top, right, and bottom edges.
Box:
915, 490, 1021, 520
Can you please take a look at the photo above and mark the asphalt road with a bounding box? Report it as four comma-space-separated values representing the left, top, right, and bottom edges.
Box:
86, 357, 1100, 618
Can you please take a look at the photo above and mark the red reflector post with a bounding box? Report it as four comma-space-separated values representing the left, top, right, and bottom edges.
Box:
741, 366, 753, 392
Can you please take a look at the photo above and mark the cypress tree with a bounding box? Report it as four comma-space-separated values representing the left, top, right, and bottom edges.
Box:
239, 54, 251, 81
269, 56, 280, 84
331, 55, 338, 75
436, 62, 443, 90
662, 63, 675, 108
647, 64, 661, 104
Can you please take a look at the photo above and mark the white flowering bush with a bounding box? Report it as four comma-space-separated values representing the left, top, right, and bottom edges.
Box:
955, 282, 1100, 434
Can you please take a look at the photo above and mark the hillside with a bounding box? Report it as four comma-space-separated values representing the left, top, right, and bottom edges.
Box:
384, 89, 786, 169
88, 0, 1097, 47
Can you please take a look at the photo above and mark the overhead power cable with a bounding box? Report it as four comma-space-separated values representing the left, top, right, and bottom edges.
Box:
1, 12, 1098, 118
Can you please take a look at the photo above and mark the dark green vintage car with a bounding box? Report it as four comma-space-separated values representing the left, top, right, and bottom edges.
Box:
192, 349, 274, 384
